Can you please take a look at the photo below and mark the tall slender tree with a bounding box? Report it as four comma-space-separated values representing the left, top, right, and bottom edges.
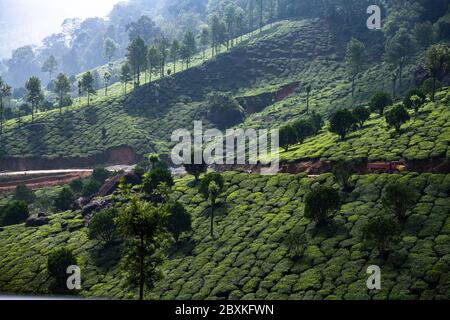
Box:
225, 4, 236, 48
200, 26, 210, 60
147, 46, 161, 81
42, 55, 58, 81
345, 38, 367, 99
384, 28, 416, 90
182, 30, 197, 68
422, 44, 450, 102
156, 37, 170, 78
104, 72, 111, 96
127, 36, 147, 87
170, 40, 179, 74
25, 76, 44, 123
0, 78, 12, 142
81, 72, 96, 107
54, 73, 71, 115
104, 37, 118, 66
121, 63, 132, 95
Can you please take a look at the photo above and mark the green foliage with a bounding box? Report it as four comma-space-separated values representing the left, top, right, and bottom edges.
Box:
345, 37, 367, 97
0, 201, 29, 226
82, 180, 102, 198
385, 105, 411, 133
184, 150, 207, 181
167, 201, 192, 241
304, 186, 340, 226
362, 214, 400, 260
92, 167, 110, 184
369, 92, 392, 115
142, 167, 174, 195
89, 208, 119, 245
382, 182, 418, 221
352, 106, 370, 128
422, 44, 450, 101
13, 185, 35, 204
200, 173, 225, 199
329, 109, 355, 140
403, 88, 426, 113
54, 187, 75, 212
279, 125, 297, 151
332, 160, 356, 192
69, 179, 84, 193
47, 248, 77, 293
115, 191, 170, 300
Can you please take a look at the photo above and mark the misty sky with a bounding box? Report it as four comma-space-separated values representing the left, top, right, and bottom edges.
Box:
0, 0, 124, 59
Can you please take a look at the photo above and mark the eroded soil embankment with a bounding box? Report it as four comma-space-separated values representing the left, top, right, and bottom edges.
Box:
0, 146, 138, 172
214, 157, 450, 175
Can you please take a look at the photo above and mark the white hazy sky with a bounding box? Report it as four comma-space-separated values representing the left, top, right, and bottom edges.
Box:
0, 0, 124, 58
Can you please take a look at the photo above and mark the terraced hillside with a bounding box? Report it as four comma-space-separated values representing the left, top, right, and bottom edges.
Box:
1, 172, 449, 299
0, 19, 416, 165
279, 88, 450, 163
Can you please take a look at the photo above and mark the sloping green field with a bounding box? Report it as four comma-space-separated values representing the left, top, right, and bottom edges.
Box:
279, 88, 450, 163
0, 19, 416, 161
1, 172, 449, 299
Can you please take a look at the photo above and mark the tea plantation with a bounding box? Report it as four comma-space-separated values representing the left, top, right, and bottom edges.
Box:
279, 88, 450, 163
0, 19, 417, 161
1, 172, 449, 299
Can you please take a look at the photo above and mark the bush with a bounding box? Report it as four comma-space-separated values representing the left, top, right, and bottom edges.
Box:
69, 179, 84, 193
332, 160, 356, 192
184, 150, 207, 181
385, 105, 410, 133
279, 125, 297, 151
92, 167, 110, 184
369, 92, 392, 115
54, 187, 75, 212
47, 248, 78, 293
403, 88, 426, 112
82, 180, 102, 198
362, 215, 400, 260
13, 185, 35, 204
142, 167, 174, 195
200, 173, 225, 198
352, 106, 370, 128
89, 208, 119, 245
329, 109, 356, 140
167, 202, 192, 241
292, 119, 314, 144
382, 182, 418, 221
304, 186, 341, 225
0, 201, 29, 226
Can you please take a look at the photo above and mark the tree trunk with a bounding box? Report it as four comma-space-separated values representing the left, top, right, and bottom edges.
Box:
210, 201, 215, 238
60, 92, 63, 115
139, 235, 145, 301
432, 77, 436, 102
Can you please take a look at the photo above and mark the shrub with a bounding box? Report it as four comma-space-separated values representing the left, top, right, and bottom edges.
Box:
403, 88, 426, 112
89, 208, 119, 245
167, 202, 192, 241
54, 187, 75, 212
385, 105, 410, 133
329, 109, 356, 140
82, 180, 102, 198
309, 112, 324, 134
142, 167, 174, 195
382, 182, 418, 221
352, 106, 370, 128
92, 167, 110, 184
362, 215, 400, 260
69, 179, 84, 193
184, 150, 207, 181
0, 201, 29, 226
292, 119, 314, 144
13, 185, 35, 204
285, 225, 307, 261
47, 248, 78, 293
304, 186, 341, 225
279, 125, 297, 151
369, 92, 392, 115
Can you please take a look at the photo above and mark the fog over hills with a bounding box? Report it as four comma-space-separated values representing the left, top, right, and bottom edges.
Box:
0, 0, 123, 58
